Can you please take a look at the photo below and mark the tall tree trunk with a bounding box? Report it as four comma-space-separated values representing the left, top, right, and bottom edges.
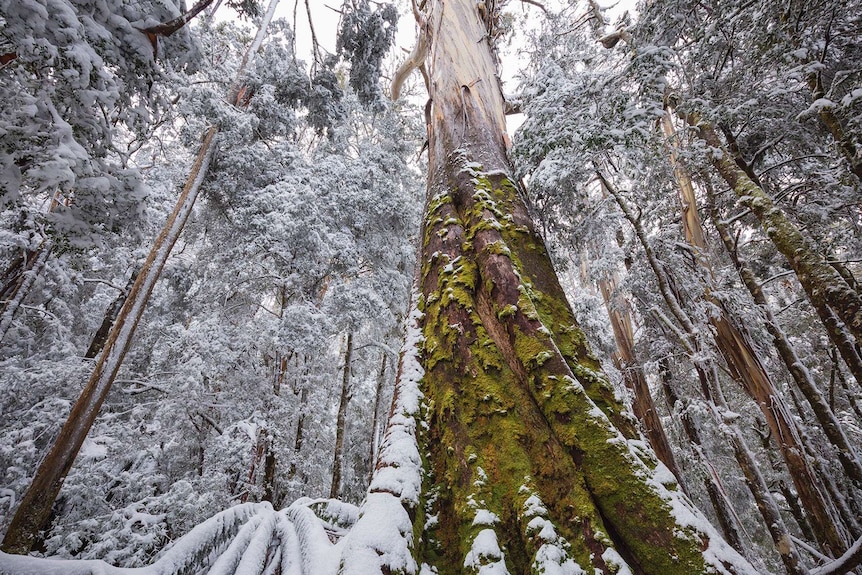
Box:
287, 384, 308, 482
597, 273, 682, 484
0, 0, 281, 554
330, 332, 353, 500
396, 0, 758, 571
367, 351, 387, 484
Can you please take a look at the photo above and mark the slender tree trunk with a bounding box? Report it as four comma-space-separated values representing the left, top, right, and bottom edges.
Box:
262, 438, 277, 505
240, 428, 268, 504
692, 116, 862, 347
602, 174, 806, 573
0, 0, 280, 554
657, 360, 747, 553
288, 370, 309, 481
401, 0, 757, 571
330, 332, 353, 500
368, 351, 387, 484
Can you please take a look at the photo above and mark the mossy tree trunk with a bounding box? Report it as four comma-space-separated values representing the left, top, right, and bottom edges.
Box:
693, 118, 862, 349
409, 0, 757, 572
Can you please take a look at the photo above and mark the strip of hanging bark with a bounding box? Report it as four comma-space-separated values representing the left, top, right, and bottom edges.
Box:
691, 115, 862, 347
597, 273, 683, 485
84, 268, 139, 359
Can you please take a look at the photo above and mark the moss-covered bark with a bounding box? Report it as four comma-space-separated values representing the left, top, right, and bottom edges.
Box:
397, 1, 760, 571
695, 119, 862, 348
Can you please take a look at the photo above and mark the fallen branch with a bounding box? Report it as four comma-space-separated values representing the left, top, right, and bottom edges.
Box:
811, 535, 862, 575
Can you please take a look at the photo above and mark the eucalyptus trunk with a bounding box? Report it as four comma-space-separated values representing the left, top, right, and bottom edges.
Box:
402, 0, 757, 571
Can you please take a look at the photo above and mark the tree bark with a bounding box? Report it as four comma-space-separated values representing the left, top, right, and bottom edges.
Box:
84, 269, 139, 359
330, 332, 353, 500
0, 0, 281, 554
597, 273, 682, 484
404, 0, 758, 571
368, 351, 387, 484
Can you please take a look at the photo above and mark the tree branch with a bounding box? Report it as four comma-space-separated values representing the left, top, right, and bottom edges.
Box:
143, 0, 218, 38
811, 535, 862, 575
143, 0, 219, 37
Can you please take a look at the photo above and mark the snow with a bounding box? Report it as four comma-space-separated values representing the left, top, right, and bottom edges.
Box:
463, 529, 509, 574
472, 509, 499, 527
600, 548, 633, 575
337, 293, 425, 575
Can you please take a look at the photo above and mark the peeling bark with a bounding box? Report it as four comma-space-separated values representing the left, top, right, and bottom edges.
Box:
408, 0, 757, 571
